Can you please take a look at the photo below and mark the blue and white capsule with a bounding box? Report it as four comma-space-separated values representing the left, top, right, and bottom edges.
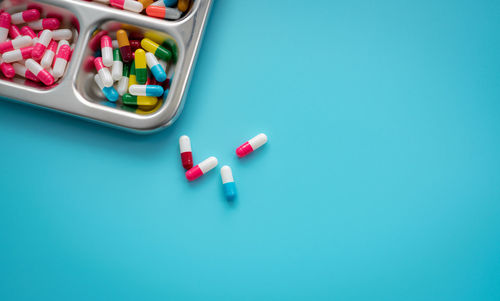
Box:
129, 84, 164, 97
94, 74, 119, 102
146, 52, 167, 82
221, 165, 237, 201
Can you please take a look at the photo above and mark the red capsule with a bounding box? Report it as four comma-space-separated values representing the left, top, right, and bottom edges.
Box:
20, 26, 36, 39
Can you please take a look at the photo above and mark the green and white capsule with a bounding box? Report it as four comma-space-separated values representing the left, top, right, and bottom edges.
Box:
112, 47, 123, 81
116, 63, 130, 96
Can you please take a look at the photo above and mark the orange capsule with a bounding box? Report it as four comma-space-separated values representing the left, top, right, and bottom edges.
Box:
178, 0, 191, 12
116, 29, 132, 63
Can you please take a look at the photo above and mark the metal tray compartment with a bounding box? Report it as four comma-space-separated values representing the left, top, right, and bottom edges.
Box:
0, 0, 213, 133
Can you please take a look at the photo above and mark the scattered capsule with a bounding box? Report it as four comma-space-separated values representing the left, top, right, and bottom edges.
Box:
220, 166, 237, 201
146, 6, 182, 19
100, 35, 113, 67
0, 57, 15, 78
129, 84, 163, 97
2, 46, 34, 63
25, 58, 54, 85
128, 60, 137, 87
12, 62, 39, 82
177, 0, 191, 12
179, 135, 193, 170
110, 0, 144, 13
11, 9, 40, 24
145, 52, 167, 82
40, 40, 57, 68
53, 40, 70, 78
28, 18, 60, 30
116, 63, 130, 95
185, 156, 218, 181
89, 30, 108, 51
236, 133, 268, 158
32, 29, 52, 60
112, 48, 123, 81
94, 57, 113, 87
0, 12, 10, 43
134, 48, 147, 84
52, 29, 72, 40
122, 93, 157, 106
20, 25, 36, 39
9, 24, 21, 39
94, 74, 119, 102
140, 38, 171, 61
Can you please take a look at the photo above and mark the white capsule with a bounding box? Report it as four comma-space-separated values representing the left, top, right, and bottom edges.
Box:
37, 30, 52, 47
97, 67, 113, 87
116, 75, 129, 96
0, 28, 8, 43
121, 0, 144, 13
94, 73, 105, 90
220, 166, 234, 184
101, 44, 113, 68
52, 40, 70, 78
40, 41, 57, 68
52, 29, 72, 41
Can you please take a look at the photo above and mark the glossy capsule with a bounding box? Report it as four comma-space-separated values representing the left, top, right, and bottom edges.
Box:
0, 57, 15, 78
110, 0, 143, 13
179, 135, 193, 170
185, 156, 218, 181
0, 36, 31, 53
145, 52, 166, 82
140, 38, 171, 61
52, 29, 72, 40
40, 40, 57, 68
220, 166, 237, 201
116, 29, 132, 63
128, 60, 137, 88
134, 49, 147, 84
0, 12, 10, 43
146, 6, 182, 20
94, 74, 119, 102
32, 29, 52, 60
129, 84, 163, 97
25, 58, 54, 85
20, 25, 36, 39
11, 9, 40, 24
122, 93, 157, 106
89, 30, 108, 51
112, 48, 123, 81
94, 57, 113, 87
53, 40, 70, 78
12, 62, 39, 81
101, 35, 113, 67
2, 46, 33, 63
236, 133, 268, 158
116, 63, 130, 95
9, 24, 21, 39
28, 18, 60, 30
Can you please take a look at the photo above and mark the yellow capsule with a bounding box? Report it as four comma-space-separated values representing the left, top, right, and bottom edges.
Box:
134, 49, 147, 84
137, 99, 163, 115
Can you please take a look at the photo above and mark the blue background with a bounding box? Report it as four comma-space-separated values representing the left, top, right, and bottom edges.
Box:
1, 0, 500, 300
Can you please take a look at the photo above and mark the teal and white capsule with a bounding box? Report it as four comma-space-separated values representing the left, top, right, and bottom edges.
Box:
94, 74, 119, 102
129, 84, 163, 97
146, 52, 167, 82
112, 48, 123, 81
221, 165, 236, 201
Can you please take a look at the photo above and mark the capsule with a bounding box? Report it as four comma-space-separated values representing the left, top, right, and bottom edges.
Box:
177, 0, 191, 12
11, 9, 40, 24
9, 24, 21, 39
110, 0, 144, 13
129, 84, 163, 97
145, 52, 167, 82
88, 30, 108, 51
128, 60, 137, 88
53, 40, 70, 78
0, 12, 10, 43
0, 35, 32, 53
185, 156, 218, 181
20, 25, 36, 39
28, 18, 60, 30
12, 62, 39, 82
25, 58, 54, 85
146, 6, 182, 20
2, 46, 34, 63
236, 133, 268, 158
122, 93, 157, 106
83, 55, 95, 72
116, 29, 132, 63
94, 57, 113, 87
179, 135, 193, 170
94, 74, 119, 102
40, 40, 57, 68
220, 166, 237, 201
134, 48, 147, 84
52, 29, 72, 40
99, 35, 112, 67
140, 38, 171, 61
112, 48, 123, 81
31, 29, 52, 60
0, 57, 15, 78
116, 63, 130, 95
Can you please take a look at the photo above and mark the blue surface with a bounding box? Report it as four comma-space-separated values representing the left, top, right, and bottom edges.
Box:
1, 0, 500, 300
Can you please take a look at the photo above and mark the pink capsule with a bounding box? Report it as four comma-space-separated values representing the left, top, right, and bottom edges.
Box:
53, 40, 70, 78
0, 12, 10, 43
9, 24, 21, 39
40, 40, 57, 68
0, 57, 15, 78
110, 0, 144, 13
101, 35, 113, 67
235, 133, 268, 158
27, 3, 43, 15
0, 35, 32, 53
2, 46, 34, 63
185, 157, 218, 181
88, 30, 108, 51
20, 25, 36, 39
32, 29, 52, 60
12, 62, 39, 82
25, 58, 54, 85
28, 18, 60, 30
11, 9, 40, 24
94, 57, 113, 87
83, 55, 95, 72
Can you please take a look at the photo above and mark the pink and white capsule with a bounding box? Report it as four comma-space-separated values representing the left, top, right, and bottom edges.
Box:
20, 25, 36, 39
0, 35, 31, 53
11, 9, 40, 24
235, 133, 268, 158
28, 18, 60, 30
0, 12, 10, 43
12, 62, 39, 81
51, 29, 72, 40
52, 40, 70, 78
0, 57, 15, 78
2, 46, 33, 63
40, 40, 57, 68
101, 35, 113, 67
185, 156, 218, 181
94, 57, 113, 87
32, 29, 52, 60
25, 58, 54, 85
110, 0, 144, 13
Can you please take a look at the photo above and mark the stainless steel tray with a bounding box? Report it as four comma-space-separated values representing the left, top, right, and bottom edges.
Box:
0, 0, 213, 133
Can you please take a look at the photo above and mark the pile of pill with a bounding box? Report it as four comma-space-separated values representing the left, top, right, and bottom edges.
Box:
83, 0, 191, 20
179, 133, 268, 201
86, 28, 176, 111
0, 5, 77, 86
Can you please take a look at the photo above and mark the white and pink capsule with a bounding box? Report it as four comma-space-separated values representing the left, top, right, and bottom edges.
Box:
40, 40, 57, 68
32, 29, 52, 60
2, 46, 34, 63
236, 133, 268, 158
110, 0, 144, 13
28, 18, 60, 30
12, 62, 39, 82
185, 156, 218, 181
0, 35, 32, 53
25, 58, 54, 85
11, 9, 40, 24
52, 40, 70, 78
101, 35, 113, 67
0, 12, 10, 43
94, 57, 113, 87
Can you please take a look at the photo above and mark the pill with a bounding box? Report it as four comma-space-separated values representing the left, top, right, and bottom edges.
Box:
128, 60, 137, 87
138, 0, 155, 8
0, 12, 11, 43
220, 166, 237, 201
52, 29, 72, 40
134, 48, 147, 84
179, 135, 193, 170
53, 40, 70, 78
122, 93, 157, 106
129, 39, 141, 51
12, 62, 39, 81
177, 0, 191, 12
110, 0, 144, 13
9, 24, 21, 39
236, 133, 268, 158
94, 74, 119, 102
25, 58, 54, 85
116, 29, 132, 63
20, 25, 36, 39
88, 30, 108, 51
2, 46, 34, 63
146, 6, 182, 20
32, 29, 52, 60
129, 84, 163, 96
40, 40, 57, 68
112, 48, 123, 81
145, 51, 166, 82
185, 156, 218, 181
27, 3, 43, 14
0, 57, 15, 78
116, 63, 130, 95
11, 9, 40, 24
100, 35, 113, 67
94, 56, 113, 87
141, 38, 171, 61
28, 18, 60, 30
0, 35, 33, 53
